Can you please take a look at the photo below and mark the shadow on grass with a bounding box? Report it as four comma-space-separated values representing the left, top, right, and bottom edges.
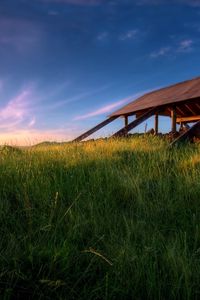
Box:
1, 144, 200, 299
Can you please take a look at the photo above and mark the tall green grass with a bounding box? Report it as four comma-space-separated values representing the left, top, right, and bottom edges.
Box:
0, 136, 200, 299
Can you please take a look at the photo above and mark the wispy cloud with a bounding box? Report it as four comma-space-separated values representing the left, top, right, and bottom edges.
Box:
0, 80, 4, 93
48, 10, 60, 15
181, 0, 200, 6
150, 47, 171, 58
0, 17, 42, 53
151, 39, 194, 58
136, 0, 200, 6
44, 84, 111, 110
0, 88, 33, 130
177, 39, 193, 52
28, 117, 36, 128
0, 81, 111, 145
119, 29, 139, 41
41, 0, 101, 5
0, 84, 80, 145
74, 93, 144, 120
97, 32, 109, 41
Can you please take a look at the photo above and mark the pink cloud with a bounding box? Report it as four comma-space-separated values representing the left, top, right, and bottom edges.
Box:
0, 83, 81, 145
28, 117, 36, 127
0, 89, 31, 127
0, 85, 41, 137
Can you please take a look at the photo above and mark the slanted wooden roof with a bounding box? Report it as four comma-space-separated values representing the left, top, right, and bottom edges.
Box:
110, 76, 200, 118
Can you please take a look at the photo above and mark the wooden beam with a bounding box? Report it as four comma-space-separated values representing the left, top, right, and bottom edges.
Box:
170, 120, 200, 146
165, 107, 171, 116
176, 115, 200, 123
112, 107, 161, 137
73, 116, 118, 142
176, 106, 185, 116
195, 103, 200, 110
154, 113, 158, 135
185, 104, 196, 116
171, 107, 177, 133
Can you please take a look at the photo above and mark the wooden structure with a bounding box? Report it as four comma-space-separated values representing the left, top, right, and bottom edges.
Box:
73, 76, 200, 144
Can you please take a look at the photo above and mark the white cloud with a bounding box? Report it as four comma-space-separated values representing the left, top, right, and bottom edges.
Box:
97, 32, 109, 41
151, 39, 194, 58
177, 39, 193, 52
150, 47, 171, 58
119, 29, 139, 41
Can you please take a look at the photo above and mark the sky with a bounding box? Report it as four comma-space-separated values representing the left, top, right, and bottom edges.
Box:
0, 0, 200, 145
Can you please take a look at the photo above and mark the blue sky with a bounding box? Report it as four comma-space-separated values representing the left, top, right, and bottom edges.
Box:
0, 0, 200, 144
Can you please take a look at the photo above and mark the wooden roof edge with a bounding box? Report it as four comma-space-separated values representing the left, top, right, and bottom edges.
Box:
109, 87, 200, 118
110, 96, 200, 117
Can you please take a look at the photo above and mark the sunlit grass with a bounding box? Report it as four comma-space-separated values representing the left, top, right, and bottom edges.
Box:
0, 136, 200, 299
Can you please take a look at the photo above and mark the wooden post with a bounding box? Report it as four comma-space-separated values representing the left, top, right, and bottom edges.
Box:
125, 116, 128, 127
171, 107, 177, 134
155, 113, 158, 135
112, 106, 161, 137
124, 116, 128, 135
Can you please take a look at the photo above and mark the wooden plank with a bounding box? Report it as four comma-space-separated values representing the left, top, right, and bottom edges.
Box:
73, 116, 118, 142
112, 107, 161, 137
171, 107, 177, 133
176, 115, 200, 123
195, 103, 200, 110
170, 120, 200, 146
185, 104, 196, 115
176, 106, 185, 116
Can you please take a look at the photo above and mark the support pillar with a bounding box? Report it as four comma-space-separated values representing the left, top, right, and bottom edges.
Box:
124, 116, 128, 135
154, 113, 158, 135
171, 107, 177, 134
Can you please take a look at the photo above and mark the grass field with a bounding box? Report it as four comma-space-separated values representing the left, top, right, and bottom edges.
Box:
1, 136, 200, 299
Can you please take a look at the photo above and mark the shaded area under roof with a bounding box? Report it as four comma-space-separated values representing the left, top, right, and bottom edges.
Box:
110, 76, 200, 117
